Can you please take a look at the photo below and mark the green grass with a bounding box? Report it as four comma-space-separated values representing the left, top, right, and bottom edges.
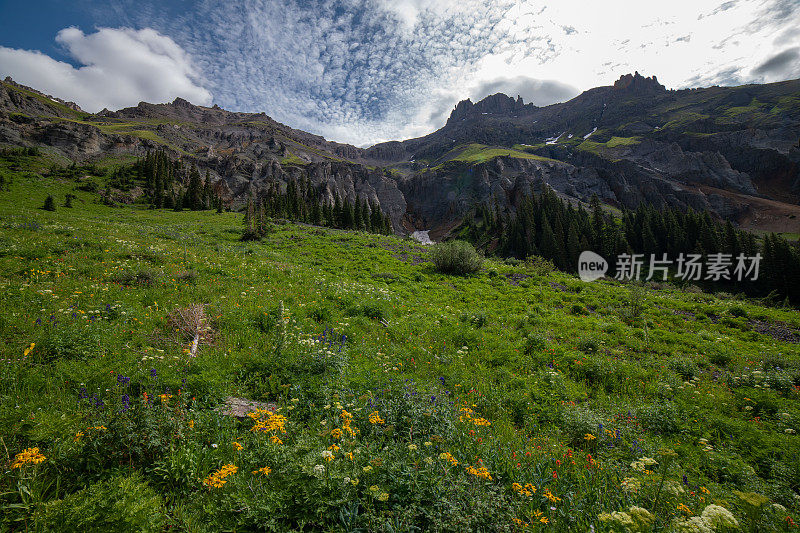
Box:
0, 162, 798, 531
577, 136, 642, 157
280, 152, 308, 166
605, 136, 641, 148
445, 143, 556, 165
1, 81, 91, 120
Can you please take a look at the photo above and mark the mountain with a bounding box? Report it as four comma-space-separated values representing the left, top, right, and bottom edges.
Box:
2, 73, 800, 237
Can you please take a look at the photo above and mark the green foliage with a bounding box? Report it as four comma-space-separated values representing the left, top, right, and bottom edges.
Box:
0, 169, 799, 531
111, 268, 159, 286
637, 402, 680, 435
36, 473, 165, 533
34, 325, 102, 363
42, 195, 56, 211
430, 240, 483, 275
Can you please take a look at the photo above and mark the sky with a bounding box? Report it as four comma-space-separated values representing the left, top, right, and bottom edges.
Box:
0, 1, 798, 147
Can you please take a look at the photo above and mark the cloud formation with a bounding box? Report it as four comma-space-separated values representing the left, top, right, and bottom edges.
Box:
1, 1, 798, 145
752, 47, 800, 77
0, 27, 211, 111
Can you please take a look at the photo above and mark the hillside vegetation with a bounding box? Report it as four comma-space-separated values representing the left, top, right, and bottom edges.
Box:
1, 159, 799, 532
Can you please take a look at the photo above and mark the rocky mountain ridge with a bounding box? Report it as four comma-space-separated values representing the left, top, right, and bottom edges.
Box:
1, 74, 799, 237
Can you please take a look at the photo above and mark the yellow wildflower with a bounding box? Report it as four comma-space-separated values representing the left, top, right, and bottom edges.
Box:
544, 490, 561, 503
23, 343, 35, 357
369, 411, 385, 424
252, 466, 271, 476
250, 410, 287, 436
11, 447, 46, 468
232, 441, 243, 451
584, 433, 596, 441
465, 464, 492, 481
202, 464, 237, 489
439, 452, 458, 466
331, 428, 343, 439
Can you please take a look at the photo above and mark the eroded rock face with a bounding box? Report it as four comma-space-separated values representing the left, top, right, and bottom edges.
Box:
613, 72, 666, 94
1, 73, 798, 236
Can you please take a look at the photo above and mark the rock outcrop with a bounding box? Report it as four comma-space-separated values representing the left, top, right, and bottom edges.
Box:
2, 73, 799, 236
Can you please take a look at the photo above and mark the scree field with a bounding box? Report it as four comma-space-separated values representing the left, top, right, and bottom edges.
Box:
1, 156, 799, 532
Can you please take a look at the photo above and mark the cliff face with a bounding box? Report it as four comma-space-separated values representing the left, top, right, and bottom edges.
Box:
2, 74, 799, 236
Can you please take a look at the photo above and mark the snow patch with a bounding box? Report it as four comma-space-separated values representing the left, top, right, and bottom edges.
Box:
411, 230, 434, 245
545, 132, 565, 145
583, 127, 598, 139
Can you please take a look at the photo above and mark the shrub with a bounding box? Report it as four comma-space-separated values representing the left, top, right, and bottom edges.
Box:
524, 256, 555, 276
347, 301, 387, 321
709, 348, 732, 367
460, 313, 488, 328
36, 473, 164, 533
175, 269, 197, 283
577, 338, 599, 354
637, 402, 680, 435
523, 333, 547, 354
430, 240, 483, 275
42, 195, 56, 211
306, 303, 332, 323
619, 284, 646, 323
670, 358, 699, 380
77, 180, 99, 193
35, 326, 101, 363
729, 305, 748, 318
560, 406, 602, 446
111, 269, 159, 286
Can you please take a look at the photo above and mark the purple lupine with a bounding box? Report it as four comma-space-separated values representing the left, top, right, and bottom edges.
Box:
150, 368, 157, 378
117, 375, 130, 386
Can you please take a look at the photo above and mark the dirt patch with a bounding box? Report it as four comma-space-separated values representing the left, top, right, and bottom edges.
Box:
506, 273, 532, 286
673, 309, 799, 343
549, 281, 569, 292
393, 252, 427, 265
748, 320, 800, 343
216, 397, 277, 419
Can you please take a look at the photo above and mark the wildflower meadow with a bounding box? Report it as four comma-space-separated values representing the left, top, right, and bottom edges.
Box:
0, 160, 799, 532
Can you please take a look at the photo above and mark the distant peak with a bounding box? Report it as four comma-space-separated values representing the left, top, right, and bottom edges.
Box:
613, 72, 665, 93
171, 97, 194, 108
446, 92, 532, 125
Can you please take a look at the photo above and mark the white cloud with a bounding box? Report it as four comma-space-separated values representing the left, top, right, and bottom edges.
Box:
0, 27, 212, 112
4, 1, 797, 145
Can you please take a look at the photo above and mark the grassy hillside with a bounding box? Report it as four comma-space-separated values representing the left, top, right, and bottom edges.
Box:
1, 161, 799, 531
442, 143, 556, 165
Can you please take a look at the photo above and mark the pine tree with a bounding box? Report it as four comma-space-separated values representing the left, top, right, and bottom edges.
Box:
202, 171, 213, 210
43, 195, 56, 211
187, 165, 202, 210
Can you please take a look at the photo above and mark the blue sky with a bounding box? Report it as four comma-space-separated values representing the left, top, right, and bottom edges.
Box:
1, 1, 798, 146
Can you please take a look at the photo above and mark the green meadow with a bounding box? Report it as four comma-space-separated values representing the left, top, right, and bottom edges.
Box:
0, 159, 799, 532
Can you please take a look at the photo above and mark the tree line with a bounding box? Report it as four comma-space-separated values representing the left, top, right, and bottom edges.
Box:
242, 179, 393, 240
458, 188, 800, 304
138, 150, 223, 212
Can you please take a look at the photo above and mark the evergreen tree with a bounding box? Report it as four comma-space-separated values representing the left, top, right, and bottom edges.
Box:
43, 195, 56, 211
